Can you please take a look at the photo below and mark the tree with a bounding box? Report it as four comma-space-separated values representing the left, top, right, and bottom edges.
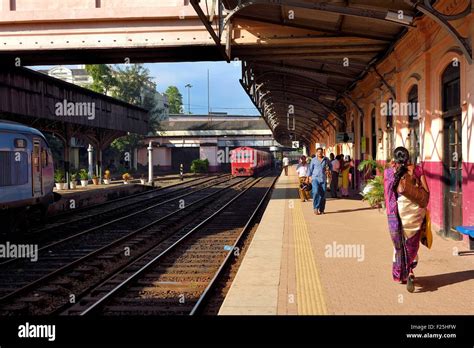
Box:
85, 64, 166, 172
165, 86, 183, 114
112, 65, 153, 106
85, 64, 116, 94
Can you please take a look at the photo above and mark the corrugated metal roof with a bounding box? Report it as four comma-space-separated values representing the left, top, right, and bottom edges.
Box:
197, 0, 423, 145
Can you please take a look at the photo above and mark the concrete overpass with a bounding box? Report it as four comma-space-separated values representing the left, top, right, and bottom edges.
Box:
0, 0, 222, 65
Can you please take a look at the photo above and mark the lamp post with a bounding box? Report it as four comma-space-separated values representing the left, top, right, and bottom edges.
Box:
148, 141, 154, 185
185, 84, 192, 114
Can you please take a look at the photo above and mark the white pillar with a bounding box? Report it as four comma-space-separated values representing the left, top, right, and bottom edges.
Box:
87, 144, 94, 179
148, 141, 153, 184
133, 148, 138, 170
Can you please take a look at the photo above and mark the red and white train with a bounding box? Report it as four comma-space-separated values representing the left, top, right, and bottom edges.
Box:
230, 146, 271, 176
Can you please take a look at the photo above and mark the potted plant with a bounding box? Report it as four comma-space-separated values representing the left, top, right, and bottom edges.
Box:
54, 169, 65, 190
140, 174, 146, 185
103, 170, 111, 185
92, 175, 100, 185
69, 173, 77, 190
360, 175, 385, 209
358, 159, 387, 209
79, 169, 89, 187
122, 172, 132, 184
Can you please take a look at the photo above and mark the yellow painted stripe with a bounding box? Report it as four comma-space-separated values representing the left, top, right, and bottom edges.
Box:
293, 199, 328, 315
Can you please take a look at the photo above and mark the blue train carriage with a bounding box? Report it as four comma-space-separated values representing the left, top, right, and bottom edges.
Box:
0, 120, 54, 235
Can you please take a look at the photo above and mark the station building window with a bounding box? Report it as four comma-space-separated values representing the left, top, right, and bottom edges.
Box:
407, 85, 420, 164
441, 61, 462, 237
386, 98, 395, 160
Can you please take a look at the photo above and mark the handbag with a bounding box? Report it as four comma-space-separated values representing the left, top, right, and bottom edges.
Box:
397, 172, 429, 208
420, 210, 433, 249
300, 182, 312, 192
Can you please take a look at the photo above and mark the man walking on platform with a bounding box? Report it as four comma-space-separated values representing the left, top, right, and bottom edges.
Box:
306, 148, 331, 215
282, 155, 289, 176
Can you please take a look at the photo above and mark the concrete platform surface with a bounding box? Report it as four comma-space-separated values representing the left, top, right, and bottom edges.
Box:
48, 173, 207, 216
219, 166, 473, 315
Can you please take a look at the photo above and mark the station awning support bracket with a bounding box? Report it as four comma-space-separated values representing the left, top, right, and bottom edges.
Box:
372, 66, 397, 99
189, 0, 230, 62
404, 0, 472, 64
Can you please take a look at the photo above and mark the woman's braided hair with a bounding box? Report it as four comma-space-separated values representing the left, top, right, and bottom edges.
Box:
392, 146, 410, 193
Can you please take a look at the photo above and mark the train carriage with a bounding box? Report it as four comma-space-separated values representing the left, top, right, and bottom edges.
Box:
0, 120, 55, 234
230, 146, 271, 177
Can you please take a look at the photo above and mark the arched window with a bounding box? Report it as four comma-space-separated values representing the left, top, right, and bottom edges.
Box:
407, 85, 419, 163
386, 98, 395, 159
442, 64, 461, 113
441, 61, 462, 237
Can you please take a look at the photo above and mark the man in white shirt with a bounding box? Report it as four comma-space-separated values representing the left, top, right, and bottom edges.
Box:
296, 155, 310, 201
282, 156, 289, 176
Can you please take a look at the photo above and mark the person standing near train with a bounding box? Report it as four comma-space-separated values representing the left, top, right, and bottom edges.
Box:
282, 155, 289, 176
306, 148, 331, 215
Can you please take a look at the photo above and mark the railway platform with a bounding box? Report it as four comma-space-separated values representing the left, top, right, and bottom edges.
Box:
48, 173, 206, 216
219, 166, 474, 315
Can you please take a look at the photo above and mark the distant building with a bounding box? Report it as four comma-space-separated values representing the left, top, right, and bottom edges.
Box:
150, 89, 169, 122
138, 114, 286, 173
37, 65, 92, 87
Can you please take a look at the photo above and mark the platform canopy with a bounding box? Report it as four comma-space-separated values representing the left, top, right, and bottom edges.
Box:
0, 67, 149, 149
191, 0, 472, 146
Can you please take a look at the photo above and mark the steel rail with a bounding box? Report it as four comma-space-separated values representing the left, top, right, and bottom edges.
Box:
190, 174, 278, 314
79, 174, 271, 315
0, 176, 246, 304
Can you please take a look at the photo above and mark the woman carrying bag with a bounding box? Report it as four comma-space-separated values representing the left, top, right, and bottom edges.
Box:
383, 147, 430, 293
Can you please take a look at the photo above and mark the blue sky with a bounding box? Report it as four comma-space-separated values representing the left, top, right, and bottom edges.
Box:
32, 62, 260, 116
146, 61, 258, 115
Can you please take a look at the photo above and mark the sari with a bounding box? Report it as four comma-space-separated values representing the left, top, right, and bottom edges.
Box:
384, 166, 426, 282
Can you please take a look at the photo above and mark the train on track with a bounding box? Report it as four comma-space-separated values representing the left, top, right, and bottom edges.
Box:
0, 120, 55, 235
230, 146, 271, 176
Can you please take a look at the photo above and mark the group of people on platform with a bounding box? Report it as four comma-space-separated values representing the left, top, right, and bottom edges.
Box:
294, 149, 354, 215
290, 146, 430, 293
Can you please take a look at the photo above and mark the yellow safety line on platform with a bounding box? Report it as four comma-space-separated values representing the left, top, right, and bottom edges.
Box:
293, 199, 328, 315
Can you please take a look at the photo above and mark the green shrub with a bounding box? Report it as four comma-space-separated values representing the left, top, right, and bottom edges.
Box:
54, 169, 65, 183
190, 159, 209, 173
78, 169, 89, 180
360, 175, 385, 208
357, 159, 385, 177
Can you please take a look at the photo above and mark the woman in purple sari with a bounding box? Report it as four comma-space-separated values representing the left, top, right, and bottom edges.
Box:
384, 147, 429, 292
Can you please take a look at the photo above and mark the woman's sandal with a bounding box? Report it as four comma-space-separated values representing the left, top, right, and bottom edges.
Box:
407, 274, 415, 293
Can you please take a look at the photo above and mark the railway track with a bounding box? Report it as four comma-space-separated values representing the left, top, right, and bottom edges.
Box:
25, 174, 229, 245
42, 174, 213, 223
0, 174, 269, 315
60, 174, 278, 316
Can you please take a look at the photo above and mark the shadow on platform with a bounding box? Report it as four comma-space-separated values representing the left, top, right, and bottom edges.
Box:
415, 270, 474, 292
323, 206, 376, 214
